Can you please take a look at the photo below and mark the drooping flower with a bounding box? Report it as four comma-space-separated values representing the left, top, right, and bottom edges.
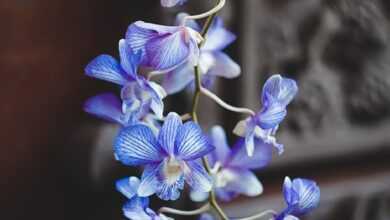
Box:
275, 177, 320, 220
114, 112, 214, 201
161, 0, 187, 7
163, 14, 240, 94
190, 126, 271, 202
234, 74, 298, 156
84, 39, 166, 124
116, 176, 172, 220
126, 21, 202, 74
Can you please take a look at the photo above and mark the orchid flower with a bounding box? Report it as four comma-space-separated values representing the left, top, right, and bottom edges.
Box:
126, 21, 202, 74
161, 0, 187, 7
84, 39, 166, 126
114, 112, 214, 201
234, 74, 298, 156
163, 14, 240, 94
275, 177, 320, 220
190, 126, 271, 202
116, 176, 173, 220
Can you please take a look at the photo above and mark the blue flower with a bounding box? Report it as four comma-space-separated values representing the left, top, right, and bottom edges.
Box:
126, 21, 202, 74
114, 112, 214, 201
275, 177, 320, 220
161, 0, 187, 7
84, 39, 166, 124
190, 126, 271, 202
234, 74, 298, 156
163, 14, 240, 94
116, 176, 172, 220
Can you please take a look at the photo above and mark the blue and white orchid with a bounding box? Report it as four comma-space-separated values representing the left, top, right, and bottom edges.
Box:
163, 14, 240, 94
275, 177, 320, 220
161, 0, 187, 7
234, 74, 298, 156
114, 112, 214, 201
126, 21, 202, 74
116, 176, 173, 220
84, 39, 166, 126
191, 126, 271, 202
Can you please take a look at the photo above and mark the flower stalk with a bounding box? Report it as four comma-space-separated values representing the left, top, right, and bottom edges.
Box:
159, 203, 211, 216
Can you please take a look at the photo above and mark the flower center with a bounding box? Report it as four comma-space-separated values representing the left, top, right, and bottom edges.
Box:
214, 169, 236, 188
162, 158, 183, 185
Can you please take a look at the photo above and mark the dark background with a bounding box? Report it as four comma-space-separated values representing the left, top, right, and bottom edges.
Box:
1, 0, 390, 219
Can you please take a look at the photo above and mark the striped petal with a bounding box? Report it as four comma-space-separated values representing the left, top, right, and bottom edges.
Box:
83, 93, 124, 125
158, 112, 182, 155
116, 176, 140, 199
184, 160, 213, 192
85, 55, 127, 85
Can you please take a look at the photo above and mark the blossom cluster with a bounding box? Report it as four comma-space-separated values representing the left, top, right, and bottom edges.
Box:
83, 1, 320, 220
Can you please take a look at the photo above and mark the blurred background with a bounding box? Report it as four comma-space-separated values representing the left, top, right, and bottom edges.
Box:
2, 0, 390, 219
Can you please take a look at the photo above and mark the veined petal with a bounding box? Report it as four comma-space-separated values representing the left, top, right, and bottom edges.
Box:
224, 169, 263, 197
114, 125, 163, 166
262, 74, 298, 107
85, 55, 127, 85
146, 81, 166, 119
161, 0, 187, 7
184, 160, 213, 192
244, 119, 257, 157
156, 175, 185, 201
227, 138, 272, 170
137, 163, 161, 197
116, 176, 140, 199
83, 93, 124, 125
202, 17, 236, 51
175, 122, 214, 160
209, 126, 231, 166
257, 103, 287, 130
158, 112, 182, 155
123, 197, 151, 220
118, 39, 141, 79
162, 63, 194, 95
289, 178, 320, 215
207, 52, 241, 79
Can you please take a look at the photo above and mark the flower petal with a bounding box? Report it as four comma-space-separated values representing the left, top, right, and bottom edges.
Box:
155, 175, 185, 201
123, 197, 151, 220
202, 17, 236, 51
158, 112, 182, 155
199, 213, 215, 220
207, 52, 241, 79
175, 122, 214, 160
262, 74, 298, 107
176, 13, 201, 31
162, 63, 194, 95
224, 169, 263, 197
190, 189, 209, 202
184, 160, 213, 192
114, 125, 163, 166
257, 103, 287, 129
116, 176, 140, 199
83, 93, 124, 125
208, 126, 231, 166
290, 178, 320, 215
85, 55, 127, 85
118, 39, 141, 78
146, 81, 167, 119
227, 138, 272, 169
161, 0, 187, 7
137, 163, 161, 197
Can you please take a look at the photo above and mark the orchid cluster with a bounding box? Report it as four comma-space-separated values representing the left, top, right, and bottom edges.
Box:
83, 0, 320, 220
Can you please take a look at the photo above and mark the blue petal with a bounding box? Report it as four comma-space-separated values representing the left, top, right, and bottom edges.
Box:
202, 17, 236, 51
137, 163, 161, 197
116, 176, 140, 199
208, 126, 231, 166
162, 63, 194, 95
222, 169, 263, 197
144, 81, 166, 119
176, 13, 201, 31
161, 0, 188, 7
184, 160, 212, 192
190, 189, 209, 202
85, 55, 127, 85
158, 112, 182, 155
256, 103, 287, 130
118, 39, 141, 79
123, 197, 151, 220
207, 52, 241, 79
156, 175, 185, 201
199, 213, 215, 220
289, 178, 320, 215
262, 74, 298, 108
114, 125, 164, 166
227, 138, 272, 169
244, 119, 256, 156
175, 122, 214, 160
83, 93, 124, 125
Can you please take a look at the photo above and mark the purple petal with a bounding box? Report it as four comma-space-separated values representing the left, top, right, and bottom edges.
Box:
184, 160, 212, 192
114, 125, 164, 166
227, 138, 272, 170
158, 112, 183, 155
176, 13, 201, 31
116, 176, 140, 199
199, 213, 215, 220
137, 163, 161, 197
244, 119, 256, 156
123, 197, 151, 220
207, 52, 241, 79
85, 55, 127, 85
222, 169, 263, 197
83, 93, 124, 125
145, 81, 166, 119
257, 103, 287, 130
161, 0, 187, 7
288, 178, 320, 215
202, 17, 236, 51
118, 39, 141, 79
208, 126, 231, 166
262, 74, 298, 107
175, 122, 214, 160
155, 174, 185, 201
162, 63, 194, 95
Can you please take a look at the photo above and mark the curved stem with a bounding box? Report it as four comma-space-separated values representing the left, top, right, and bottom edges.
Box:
182, 0, 226, 25
159, 203, 210, 216
201, 88, 256, 116
234, 210, 277, 220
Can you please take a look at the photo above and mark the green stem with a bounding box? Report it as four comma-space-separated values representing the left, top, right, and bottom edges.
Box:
190, 1, 229, 219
